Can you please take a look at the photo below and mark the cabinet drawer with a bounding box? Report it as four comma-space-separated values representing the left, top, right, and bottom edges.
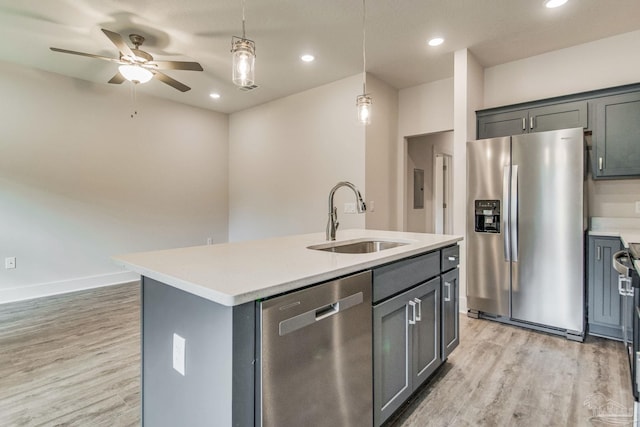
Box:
441, 245, 459, 272
373, 251, 440, 303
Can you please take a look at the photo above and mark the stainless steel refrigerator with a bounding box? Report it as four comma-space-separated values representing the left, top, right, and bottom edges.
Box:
466, 127, 585, 341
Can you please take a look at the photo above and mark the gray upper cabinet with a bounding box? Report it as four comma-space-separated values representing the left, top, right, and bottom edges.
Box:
591, 91, 640, 178
477, 100, 587, 139
587, 236, 623, 340
477, 109, 528, 139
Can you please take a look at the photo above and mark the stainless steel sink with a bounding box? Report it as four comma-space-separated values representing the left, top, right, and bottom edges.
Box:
308, 239, 408, 254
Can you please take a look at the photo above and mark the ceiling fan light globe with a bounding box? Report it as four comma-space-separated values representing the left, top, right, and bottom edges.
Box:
119, 64, 153, 84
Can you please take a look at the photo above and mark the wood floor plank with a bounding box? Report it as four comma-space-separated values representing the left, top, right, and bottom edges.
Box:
0, 284, 633, 426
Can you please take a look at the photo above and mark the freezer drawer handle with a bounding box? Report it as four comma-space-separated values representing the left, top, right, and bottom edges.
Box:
444, 281, 452, 302
278, 291, 364, 336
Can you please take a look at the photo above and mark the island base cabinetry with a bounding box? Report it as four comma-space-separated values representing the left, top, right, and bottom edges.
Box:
373, 277, 441, 426
441, 268, 460, 359
141, 277, 255, 427
372, 244, 460, 427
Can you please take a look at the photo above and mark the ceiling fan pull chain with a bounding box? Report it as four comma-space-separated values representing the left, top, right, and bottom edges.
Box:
130, 83, 138, 119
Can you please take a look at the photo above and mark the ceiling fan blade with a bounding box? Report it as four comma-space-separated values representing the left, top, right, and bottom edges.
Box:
153, 71, 191, 92
108, 72, 126, 84
101, 29, 135, 59
50, 47, 122, 63
151, 60, 203, 71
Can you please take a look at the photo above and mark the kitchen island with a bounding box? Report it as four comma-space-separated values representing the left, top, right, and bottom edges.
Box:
114, 229, 462, 427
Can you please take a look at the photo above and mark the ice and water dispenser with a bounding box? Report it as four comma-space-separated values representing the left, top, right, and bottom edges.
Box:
474, 200, 500, 233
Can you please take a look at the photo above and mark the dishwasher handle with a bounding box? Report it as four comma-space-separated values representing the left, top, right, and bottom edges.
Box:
279, 291, 364, 336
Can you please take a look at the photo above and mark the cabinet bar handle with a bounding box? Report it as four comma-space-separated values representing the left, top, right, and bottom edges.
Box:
444, 282, 452, 302
530, 117, 534, 130
413, 297, 422, 321
448, 256, 457, 261
599, 157, 603, 171
596, 246, 601, 261
408, 301, 417, 325
522, 118, 526, 131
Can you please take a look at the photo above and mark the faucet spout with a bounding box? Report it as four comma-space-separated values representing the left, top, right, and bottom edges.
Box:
326, 181, 366, 241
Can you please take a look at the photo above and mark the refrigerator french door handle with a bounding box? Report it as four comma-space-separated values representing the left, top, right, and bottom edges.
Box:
511, 165, 519, 262
503, 166, 510, 262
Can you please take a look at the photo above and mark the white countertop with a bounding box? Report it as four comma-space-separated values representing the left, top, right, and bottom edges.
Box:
113, 229, 463, 306
588, 217, 640, 247
589, 217, 640, 271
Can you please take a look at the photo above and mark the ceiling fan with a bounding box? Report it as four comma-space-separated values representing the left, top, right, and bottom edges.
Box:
50, 29, 203, 92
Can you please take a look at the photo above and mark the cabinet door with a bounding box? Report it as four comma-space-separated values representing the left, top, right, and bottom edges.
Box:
411, 278, 442, 389
529, 100, 588, 133
593, 92, 640, 178
477, 109, 527, 139
441, 269, 459, 359
588, 236, 623, 339
373, 291, 413, 426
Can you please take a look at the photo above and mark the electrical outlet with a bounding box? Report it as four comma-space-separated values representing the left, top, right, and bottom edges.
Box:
635, 201, 640, 214
206, 237, 213, 245
5, 257, 16, 269
173, 333, 186, 376
369, 200, 375, 212
344, 202, 356, 214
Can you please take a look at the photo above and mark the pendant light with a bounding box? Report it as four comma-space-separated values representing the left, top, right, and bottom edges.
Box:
231, 0, 256, 87
356, 0, 372, 125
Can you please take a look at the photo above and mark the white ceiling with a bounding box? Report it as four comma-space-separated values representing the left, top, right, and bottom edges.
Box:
0, 0, 639, 114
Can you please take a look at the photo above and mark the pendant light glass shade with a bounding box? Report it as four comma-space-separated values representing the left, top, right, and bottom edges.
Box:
356, 94, 372, 124
119, 64, 153, 84
231, 37, 256, 87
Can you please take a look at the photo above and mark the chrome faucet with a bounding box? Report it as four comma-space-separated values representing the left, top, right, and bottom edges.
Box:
326, 181, 366, 241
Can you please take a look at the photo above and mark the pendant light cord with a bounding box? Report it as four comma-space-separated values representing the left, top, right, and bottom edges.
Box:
362, 0, 367, 94
242, 0, 247, 39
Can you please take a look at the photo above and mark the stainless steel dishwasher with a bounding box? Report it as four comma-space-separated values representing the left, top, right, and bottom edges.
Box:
259, 270, 372, 426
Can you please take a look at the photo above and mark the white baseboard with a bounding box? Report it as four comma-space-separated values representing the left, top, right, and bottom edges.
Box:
0, 271, 140, 304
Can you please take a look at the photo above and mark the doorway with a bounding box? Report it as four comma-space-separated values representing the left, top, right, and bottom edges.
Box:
404, 131, 453, 234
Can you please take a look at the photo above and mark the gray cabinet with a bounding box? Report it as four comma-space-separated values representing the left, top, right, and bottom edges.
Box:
587, 236, 623, 339
477, 100, 587, 139
591, 91, 640, 178
441, 268, 459, 359
373, 277, 441, 427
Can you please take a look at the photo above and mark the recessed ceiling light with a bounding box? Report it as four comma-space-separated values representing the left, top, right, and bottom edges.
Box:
428, 37, 444, 47
209, 93, 221, 99
301, 54, 315, 62
544, 0, 568, 8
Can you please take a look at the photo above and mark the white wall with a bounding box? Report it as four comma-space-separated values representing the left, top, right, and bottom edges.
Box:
453, 49, 484, 314
0, 60, 229, 302
484, 30, 640, 109
365, 75, 399, 231
228, 74, 366, 242
483, 29, 640, 218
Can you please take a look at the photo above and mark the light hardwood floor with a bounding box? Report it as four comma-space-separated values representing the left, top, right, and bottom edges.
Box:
0, 283, 632, 426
